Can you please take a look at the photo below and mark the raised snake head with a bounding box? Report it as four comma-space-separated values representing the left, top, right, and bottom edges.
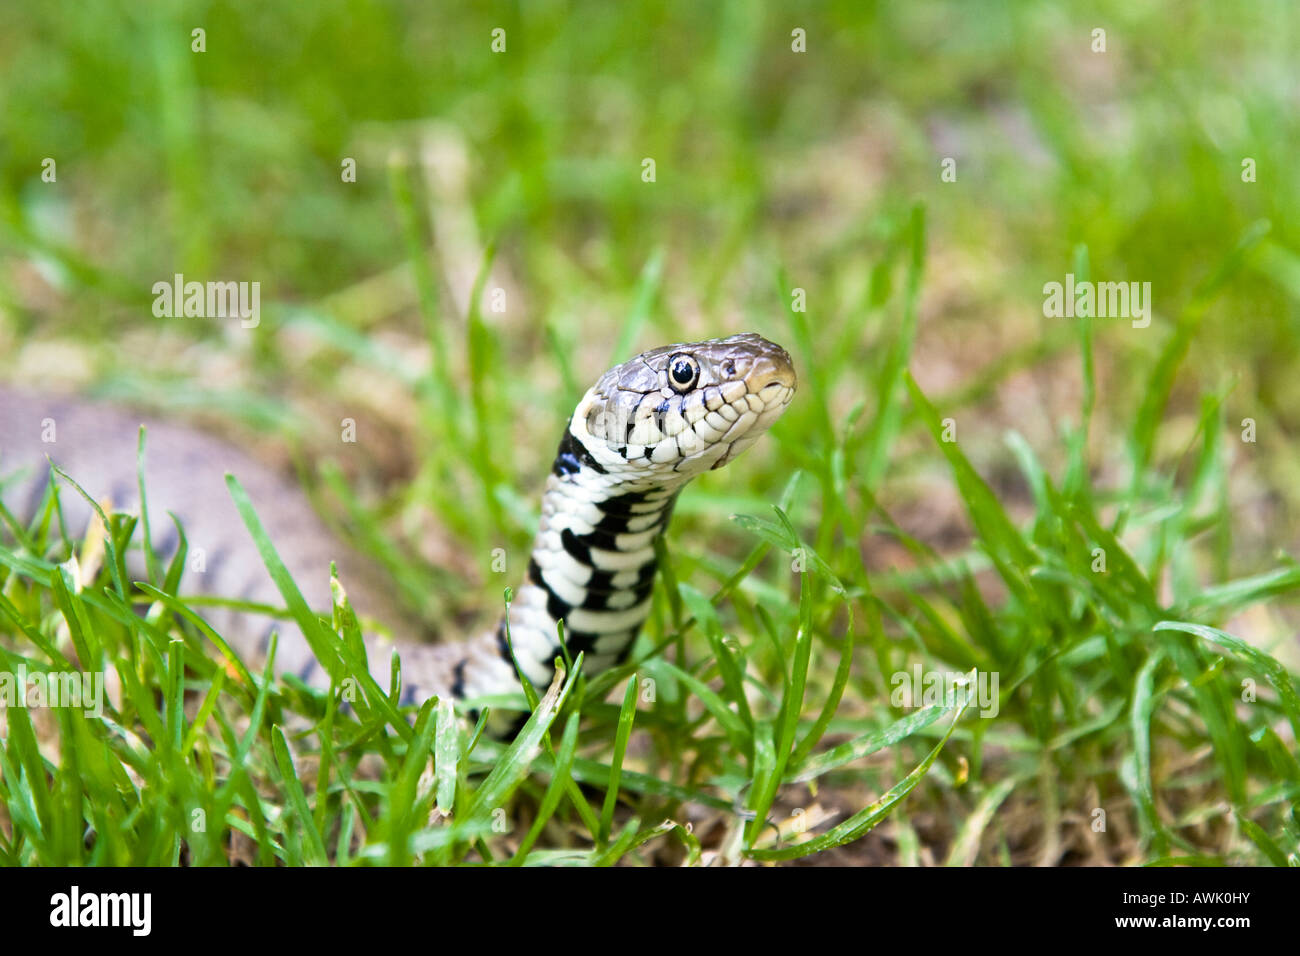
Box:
570, 332, 797, 481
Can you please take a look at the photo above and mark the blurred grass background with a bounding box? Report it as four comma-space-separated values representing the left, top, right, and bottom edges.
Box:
4, 0, 1299, 618
1, 0, 1299, 865
3, 3, 1298, 468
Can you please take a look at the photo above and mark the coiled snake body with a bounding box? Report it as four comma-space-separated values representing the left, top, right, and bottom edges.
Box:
0, 333, 796, 710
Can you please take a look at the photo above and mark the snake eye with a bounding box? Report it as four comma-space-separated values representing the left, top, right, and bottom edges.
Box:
668, 353, 699, 392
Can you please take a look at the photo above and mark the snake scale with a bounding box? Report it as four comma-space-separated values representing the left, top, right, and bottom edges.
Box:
0, 333, 796, 713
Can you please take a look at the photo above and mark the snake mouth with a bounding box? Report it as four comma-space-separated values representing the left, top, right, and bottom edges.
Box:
758, 379, 795, 403
745, 340, 798, 398
750, 364, 797, 412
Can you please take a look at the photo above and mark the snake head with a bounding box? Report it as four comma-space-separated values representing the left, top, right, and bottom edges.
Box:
572, 332, 797, 480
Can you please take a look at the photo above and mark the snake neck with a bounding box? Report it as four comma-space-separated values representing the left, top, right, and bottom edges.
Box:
433, 328, 798, 706
488, 423, 685, 694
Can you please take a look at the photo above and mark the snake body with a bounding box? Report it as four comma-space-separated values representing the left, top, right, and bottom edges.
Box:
0, 333, 795, 709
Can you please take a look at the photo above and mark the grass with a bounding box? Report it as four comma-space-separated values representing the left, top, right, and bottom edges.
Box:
1, 0, 1300, 866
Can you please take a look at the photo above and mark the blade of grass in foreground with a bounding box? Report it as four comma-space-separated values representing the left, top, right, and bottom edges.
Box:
1154, 621, 1300, 739
226, 474, 418, 742
225, 474, 344, 682
272, 725, 328, 866
747, 692, 969, 862
463, 653, 584, 848
510, 713, 581, 865
745, 570, 813, 846
790, 702, 954, 784
1125, 652, 1169, 856
598, 675, 639, 845
944, 774, 1024, 866
384, 697, 440, 866
434, 696, 459, 816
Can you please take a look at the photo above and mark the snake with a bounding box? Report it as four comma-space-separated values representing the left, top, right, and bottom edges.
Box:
0, 332, 796, 713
